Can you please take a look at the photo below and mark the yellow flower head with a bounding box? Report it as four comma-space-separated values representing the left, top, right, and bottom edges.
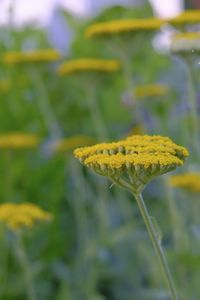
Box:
85, 18, 164, 38
170, 32, 200, 55
57, 58, 120, 76
3, 49, 61, 65
0, 203, 52, 230
168, 172, 200, 193
0, 133, 40, 150
0, 79, 11, 93
168, 10, 200, 27
52, 135, 96, 153
74, 135, 189, 192
134, 84, 170, 99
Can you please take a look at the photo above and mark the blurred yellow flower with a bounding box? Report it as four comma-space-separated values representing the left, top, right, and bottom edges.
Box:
85, 18, 164, 38
127, 124, 145, 136
168, 10, 200, 27
74, 135, 188, 192
52, 135, 96, 153
3, 49, 61, 65
134, 84, 170, 99
57, 58, 120, 76
0, 79, 11, 93
170, 32, 200, 55
0, 203, 52, 230
168, 172, 200, 193
0, 133, 40, 149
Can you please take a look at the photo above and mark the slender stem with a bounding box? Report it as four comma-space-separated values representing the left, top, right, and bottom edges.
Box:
86, 84, 108, 141
133, 192, 179, 300
185, 62, 200, 160
14, 233, 37, 300
28, 67, 62, 138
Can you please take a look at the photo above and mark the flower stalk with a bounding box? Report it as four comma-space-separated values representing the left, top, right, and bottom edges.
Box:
14, 233, 37, 300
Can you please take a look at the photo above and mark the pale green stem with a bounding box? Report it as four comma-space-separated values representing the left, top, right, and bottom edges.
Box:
14, 233, 37, 300
185, 62, 200, 160
113, 178, 179, 300
28, 68, 62, 138
134, 193, 179, 300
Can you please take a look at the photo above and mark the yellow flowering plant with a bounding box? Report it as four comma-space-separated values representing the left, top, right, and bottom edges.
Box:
51, 135, 96, 154
3, 49, 61, 65
0, 133, 40, 150
169, 172, 200, 193
0, 202, 53, 300
57, 58, 120, 140
0, 202, 52, 230
168, 10, 200, 29
74, 134, 189, 300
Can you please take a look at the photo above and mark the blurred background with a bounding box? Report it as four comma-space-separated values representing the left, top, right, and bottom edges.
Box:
0, 0, 200, 300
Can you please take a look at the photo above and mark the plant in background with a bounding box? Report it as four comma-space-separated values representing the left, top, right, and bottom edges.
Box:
168, 10, 200, 30
74, 134, 189, 300
51, 135, 96, 154
0, 132, 40, 149
85, 18, 164, 83
131, 83, 171, 134
3, 49, 62, 138
57, 58, 120, 140
0, 202, 52, 300
170, 32, 200, 161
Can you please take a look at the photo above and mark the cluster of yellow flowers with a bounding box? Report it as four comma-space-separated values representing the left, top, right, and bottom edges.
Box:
0, 203, 52, 230
85, 18, 164, 38
168, 172, 200, 193
74, 135, 188, 191
170, 32, 200, 55
52, 135, 96, 153
0, 133, 40, 149
134, 84, 170, 99
168, 10, 200, 26
57, 58, 120, 76
3, 49, 61, 65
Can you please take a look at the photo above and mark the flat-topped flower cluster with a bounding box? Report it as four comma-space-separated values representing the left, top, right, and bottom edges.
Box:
74, 135, 189, 191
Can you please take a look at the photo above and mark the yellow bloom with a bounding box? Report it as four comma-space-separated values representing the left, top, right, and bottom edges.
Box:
134, 84, 170, 99
170, 32, 200, 55
85, 18, 164, 38
0, 79, 11, 93
57, 58, 120, 76
52, 135, 96, 153
0, 133, 40, 149
3, 49, 61, 65
168, 172, 200, 193
74, 135, 188, 192
168, 10, 200, 27
0, 203, 52, 230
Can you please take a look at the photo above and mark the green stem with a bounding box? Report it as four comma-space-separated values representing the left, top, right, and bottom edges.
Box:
28, 67, 62, 138
133, 192, 179, 300
86, 85, 108, 141
185, 62, 199, 160
14, 233, 37, 300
